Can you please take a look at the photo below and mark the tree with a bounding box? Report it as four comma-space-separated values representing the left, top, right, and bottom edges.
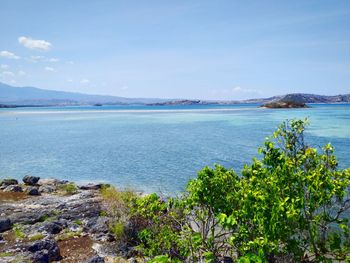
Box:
222, 119, 350, 262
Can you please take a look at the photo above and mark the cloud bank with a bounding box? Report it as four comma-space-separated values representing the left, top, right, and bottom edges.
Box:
0, 51, 20, 59
18, 36, 52, 51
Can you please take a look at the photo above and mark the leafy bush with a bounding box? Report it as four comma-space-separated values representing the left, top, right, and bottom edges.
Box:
59, 182, 78, 195
29, 233, 45, 241
13, 224, 26, 239
221, 119, 350, 261
104, 119, 350, 262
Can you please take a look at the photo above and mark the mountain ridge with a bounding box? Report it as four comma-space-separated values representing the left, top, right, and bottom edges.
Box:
0, 82, 349, 106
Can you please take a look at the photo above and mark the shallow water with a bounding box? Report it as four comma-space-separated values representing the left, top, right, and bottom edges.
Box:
1, 104, 349, 194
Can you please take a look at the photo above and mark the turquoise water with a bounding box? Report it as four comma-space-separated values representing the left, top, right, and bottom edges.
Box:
1, 104, 349, 194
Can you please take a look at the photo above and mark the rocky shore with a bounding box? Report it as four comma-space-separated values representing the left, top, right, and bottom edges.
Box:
0, 176, 138, 263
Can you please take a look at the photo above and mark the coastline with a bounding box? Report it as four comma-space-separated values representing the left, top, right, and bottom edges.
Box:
0, 176, 139, 263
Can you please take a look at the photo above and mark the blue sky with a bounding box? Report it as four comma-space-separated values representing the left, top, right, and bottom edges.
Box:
0, 0, 349, 100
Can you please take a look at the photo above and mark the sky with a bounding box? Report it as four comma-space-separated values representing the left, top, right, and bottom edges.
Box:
0, 0, 349, 100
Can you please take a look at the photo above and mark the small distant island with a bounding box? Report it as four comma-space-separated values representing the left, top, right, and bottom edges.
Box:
261, 100, 309, 109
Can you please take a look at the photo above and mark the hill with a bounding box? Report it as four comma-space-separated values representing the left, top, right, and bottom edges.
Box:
0, 82, 169, 106
0, 82, 349, 106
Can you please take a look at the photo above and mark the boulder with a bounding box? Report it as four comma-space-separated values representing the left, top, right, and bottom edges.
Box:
79, 183, 103, 190
31, 251, 49, 263
0, 218, 11, 232
3, 185, 23, 192
28, 239, 61, 261
38, 178, 67, 186
38, 185, 56, 193
84, 217, 109, 234
27, 187, 41, 196
23, 175, 40, 186
0, 178, 18, 186
85, 255, 105, 263
42, 222, 63, 235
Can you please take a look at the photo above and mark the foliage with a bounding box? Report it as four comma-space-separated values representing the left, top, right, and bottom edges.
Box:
104, 119, 350, 262
55, 229, 82, 241
0, 252, 14, 257
180, 165, 240, 261
28, 233, 45, 241
100, 185, 138, 242
221, 119, 350, 262
131, 193, 187, 260
59, 182, 78, 195
13, 224, 26, 239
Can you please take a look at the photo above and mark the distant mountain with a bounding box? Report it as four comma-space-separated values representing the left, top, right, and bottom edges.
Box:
0, 82, 170, 105
0, 82, 349, 106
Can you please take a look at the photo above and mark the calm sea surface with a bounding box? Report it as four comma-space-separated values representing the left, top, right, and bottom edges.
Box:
1, 104, 349, 194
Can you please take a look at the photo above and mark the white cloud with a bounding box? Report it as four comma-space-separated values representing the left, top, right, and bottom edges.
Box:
67, 61, 74, 65
80, 79, 89, 84
67, 79, 73, 82
45, 66, 55, 72
18, 70, 26, 76
0, 64, 9, 69
0, 51, 20, 59
48, 58, 59, 62
2, 71, 15, 77
18, 36, 52, 51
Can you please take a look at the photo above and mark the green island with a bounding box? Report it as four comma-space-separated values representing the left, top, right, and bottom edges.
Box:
1, 119, 349, 262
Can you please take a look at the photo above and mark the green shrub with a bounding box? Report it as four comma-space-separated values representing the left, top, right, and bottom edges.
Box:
13, 224, 26, 239
221, 119, 350, 261
103, 119, 350, 262
0, 252, 14, 257
59, 182, 78, 195
29, 233, 45, 241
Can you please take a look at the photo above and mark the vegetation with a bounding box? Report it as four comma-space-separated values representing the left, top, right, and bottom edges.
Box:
102, 119, 350, 262
13, 224, 26, 240
59, 182, 78, 195
28, 233, 45, 241
0, 252, 14, 257
55, 229, 82, 241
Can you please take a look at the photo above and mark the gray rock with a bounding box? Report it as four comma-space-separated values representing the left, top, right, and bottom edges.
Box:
9, 211, 50, 225
128, 258, 137, 263
31, 251, 49, 263
85, 255, 105, 263
27, 187, 41, 196
0, 233, 3, 240
84, 217, 109, 234
79, 183, 103, 190
41, 222, 63, 234
23, 175, 40, 186
28, 239, 61, 261
0, 218, 11, 232
3, 185, 23, 192
38, 185, 56, 193
0, 178, 18, 186
38, 178, 67, 186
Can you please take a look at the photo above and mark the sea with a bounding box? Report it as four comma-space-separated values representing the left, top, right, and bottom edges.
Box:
0, 103, 349, 194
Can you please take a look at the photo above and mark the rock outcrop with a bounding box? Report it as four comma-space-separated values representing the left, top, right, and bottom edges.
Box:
0, 177, 135, 262
23, 175, 40, 186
